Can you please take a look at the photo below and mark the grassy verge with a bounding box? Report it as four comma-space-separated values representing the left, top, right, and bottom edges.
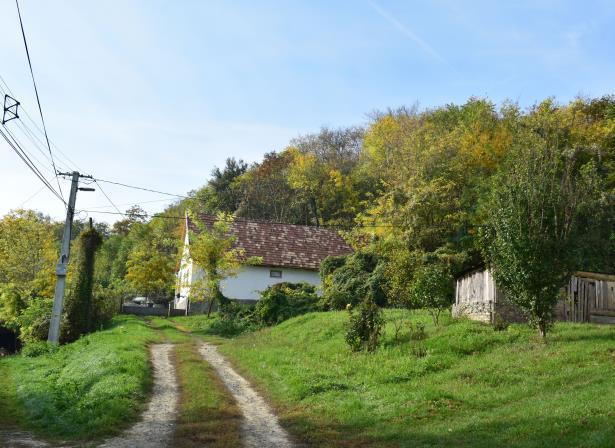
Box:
173, 340, 242, 447
0, 315, 159, 441
184, 310, 615, 448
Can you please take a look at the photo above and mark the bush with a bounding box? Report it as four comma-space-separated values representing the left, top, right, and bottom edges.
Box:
408, 263, 454, 325
255, 282, 319, 326
321, 251, 388, 310
409, 321, 427, 340
21, 340, 58, 357
207, 315, 257, 337
345, 298, 384, 352
14, 297, 53, 344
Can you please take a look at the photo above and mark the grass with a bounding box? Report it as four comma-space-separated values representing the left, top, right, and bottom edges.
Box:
0, 314, 244, 445
0, 315, 159, 441
172, 340, 242, 447
3, 310, 613, 447
182, 309, 615, 448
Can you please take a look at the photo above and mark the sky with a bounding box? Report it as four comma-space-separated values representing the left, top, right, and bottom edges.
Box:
0, 0, 613, 224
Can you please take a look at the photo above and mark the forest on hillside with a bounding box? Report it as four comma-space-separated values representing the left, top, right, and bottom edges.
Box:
1, 96, 614, 345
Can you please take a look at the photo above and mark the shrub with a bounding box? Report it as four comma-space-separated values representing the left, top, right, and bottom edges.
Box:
408, 263, 454, 325
255, 282, 318, 326
409, 321, 427, 340
14, 297, 52, 344
345, 298, 384, 352
492, 312, 509, 331
411, 343, 428, 358
320, 250, 387, 310
21, 340, 58, 357
208, 315, 257, 337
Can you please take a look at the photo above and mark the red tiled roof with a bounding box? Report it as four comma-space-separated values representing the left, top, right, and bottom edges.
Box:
187, 215, 353, 270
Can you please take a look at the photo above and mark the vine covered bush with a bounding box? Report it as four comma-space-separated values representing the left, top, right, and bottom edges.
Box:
255, 282, 319, 325
320, 251, 387, 310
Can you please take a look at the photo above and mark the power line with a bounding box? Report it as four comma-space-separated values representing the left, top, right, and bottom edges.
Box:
85, 197, 180, 210
0, 126, 65, 203
0, 77, 79, 172
93, 177, 190, 199
19, 186, 45, 208
2, 124, 57, 177
1, 126, 58, 190
94, 180, 124, 217
15, 0, 64, 200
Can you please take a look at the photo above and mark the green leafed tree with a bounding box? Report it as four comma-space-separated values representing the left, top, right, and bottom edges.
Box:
482, 138, 603, 338
188, 212, 260, 316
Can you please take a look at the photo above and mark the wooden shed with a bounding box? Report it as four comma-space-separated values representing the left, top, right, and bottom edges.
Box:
558, 272, 615, 324
453, 269, 615, 324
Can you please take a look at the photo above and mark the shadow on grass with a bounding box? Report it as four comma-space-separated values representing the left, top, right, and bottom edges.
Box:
283, 411, 615, 448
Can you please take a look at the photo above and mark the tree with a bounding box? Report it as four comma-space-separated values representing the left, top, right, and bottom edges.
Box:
188, 212, 259, 316
125, 224, 176, 301
0, 209, 57, 298
408, 263, 454, 325
112, 205, 147, 236
288, 127, 374, 227
236, 151, 311, 224
482, 139, 602, 338
188, 158, 248, 215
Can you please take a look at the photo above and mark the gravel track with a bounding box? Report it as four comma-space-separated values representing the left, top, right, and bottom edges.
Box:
99, 343, 178, 448
199, 343, 296, 448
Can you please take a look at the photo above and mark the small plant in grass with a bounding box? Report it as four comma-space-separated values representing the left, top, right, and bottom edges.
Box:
390, 309, 410, 342
492, 312, 509, 331
409, 321, 427, 340
345, 297, 384, 352
411, 343, 428, 358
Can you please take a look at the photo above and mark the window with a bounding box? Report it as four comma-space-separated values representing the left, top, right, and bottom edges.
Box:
270, 269, 282, 278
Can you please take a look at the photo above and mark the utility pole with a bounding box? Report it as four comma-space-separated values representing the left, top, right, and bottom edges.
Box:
47, 171, 94, 344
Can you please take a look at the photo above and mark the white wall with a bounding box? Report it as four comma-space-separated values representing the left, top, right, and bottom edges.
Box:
175, 263, 321, 308
221, 265, 321, 301
174, 228, 192, 310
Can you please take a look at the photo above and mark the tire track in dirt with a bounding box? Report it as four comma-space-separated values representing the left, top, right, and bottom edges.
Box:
198, 343, 296, 448
99, 343, 178, 448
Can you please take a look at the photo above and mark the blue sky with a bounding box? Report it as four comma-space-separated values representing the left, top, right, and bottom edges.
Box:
0, 0, 613, 223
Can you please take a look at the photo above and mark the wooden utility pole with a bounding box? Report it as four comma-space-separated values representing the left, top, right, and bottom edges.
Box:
47, 171, 94, 344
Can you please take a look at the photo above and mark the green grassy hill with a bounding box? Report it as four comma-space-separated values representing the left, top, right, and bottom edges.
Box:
194, 310, 615, 448
0, 316, 158, 441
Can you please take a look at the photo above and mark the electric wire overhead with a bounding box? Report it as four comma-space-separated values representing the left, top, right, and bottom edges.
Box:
94, 180, 124, 217
93, 177, 189, 199
15, 0, 64, 200
0, 78, 80, 173
0, 127, 65, 203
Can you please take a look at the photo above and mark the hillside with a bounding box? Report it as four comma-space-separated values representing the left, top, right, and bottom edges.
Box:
0, 316, 159, 441
191, 310, 615, 448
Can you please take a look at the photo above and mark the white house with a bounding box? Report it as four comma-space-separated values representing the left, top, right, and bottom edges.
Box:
174, 214, 353, 309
